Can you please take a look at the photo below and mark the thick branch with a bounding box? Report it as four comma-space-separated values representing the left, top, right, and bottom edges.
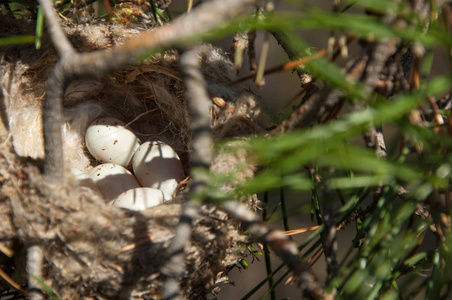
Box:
160, 46, 213, 299
160, 200, 200, 300
183, 46, 214, 170
42, 62, 68, 177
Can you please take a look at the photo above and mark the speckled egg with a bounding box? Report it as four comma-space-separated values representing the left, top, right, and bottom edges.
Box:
89, 163, 141, 201
132, 141, 185, 201
85, 117, 140, 167
110, 187, 165, 211
70, 168, 98, 191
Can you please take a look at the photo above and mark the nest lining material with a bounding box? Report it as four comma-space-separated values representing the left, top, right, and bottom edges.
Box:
0, 20, 268, 298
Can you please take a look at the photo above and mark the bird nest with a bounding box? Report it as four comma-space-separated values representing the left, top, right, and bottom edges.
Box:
0, 17, 267, 299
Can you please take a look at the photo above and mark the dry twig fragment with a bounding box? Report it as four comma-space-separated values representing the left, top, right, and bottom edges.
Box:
0, 242, 14, 258
284, 225, 322, 236
0, 266, 25, 293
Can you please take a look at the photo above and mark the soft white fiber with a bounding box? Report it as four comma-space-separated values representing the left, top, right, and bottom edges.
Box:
63, 101, 104, 170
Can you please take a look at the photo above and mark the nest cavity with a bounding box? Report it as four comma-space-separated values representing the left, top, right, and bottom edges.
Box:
1, 17, 267, 299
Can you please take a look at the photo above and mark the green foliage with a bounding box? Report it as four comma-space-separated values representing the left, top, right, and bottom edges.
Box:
30, 275, 60, 300
0, 35, 35, 45
203, 1, 452, 299
35, 5, 43, 49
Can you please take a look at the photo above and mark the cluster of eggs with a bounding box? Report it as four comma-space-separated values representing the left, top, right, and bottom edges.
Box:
72, 117, 185, 211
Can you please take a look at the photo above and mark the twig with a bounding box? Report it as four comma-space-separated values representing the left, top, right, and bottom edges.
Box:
270, 29, 313, 86
120, 234, 154, 252
274, 33, 399, 132
182, 46, 214, 171
282, 81, 313, 110
443, 4, 452, 72
360, 39, 399, 97
274, 87, 339, 132
38, 0, 257, 180
427, 96, 444, 126
363, 126, 387, 157
255, 30, 270, 87
270, 29, 299, 62
0, 266, 25, 293
160, 200, 200, 300
253, 2, 274, 87
26, 245, 44, 300
410, 43, 424, 91
229, 30, 250, 71
273, 42, 364, 132
280, 187, 291, 232
221, 201, 324, 299
0, 242, 14, 258
234, 49, 326, 84
322, 200, 337, 284
186, 0, 193, 13
248, 30, 258, 76
41, 61, 68, 179
281, 34, 354, 110
262, 191, 276, 300
160, 45, 213, 300
308, 246, 324, 268
284, 226, 321, 236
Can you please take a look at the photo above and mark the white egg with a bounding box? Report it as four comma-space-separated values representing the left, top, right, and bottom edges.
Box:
89, 163, 141, 201
85, 117, 140, 167
70, 168, 98, 191
132, 141, 185, 201
110, 187, 164, 211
